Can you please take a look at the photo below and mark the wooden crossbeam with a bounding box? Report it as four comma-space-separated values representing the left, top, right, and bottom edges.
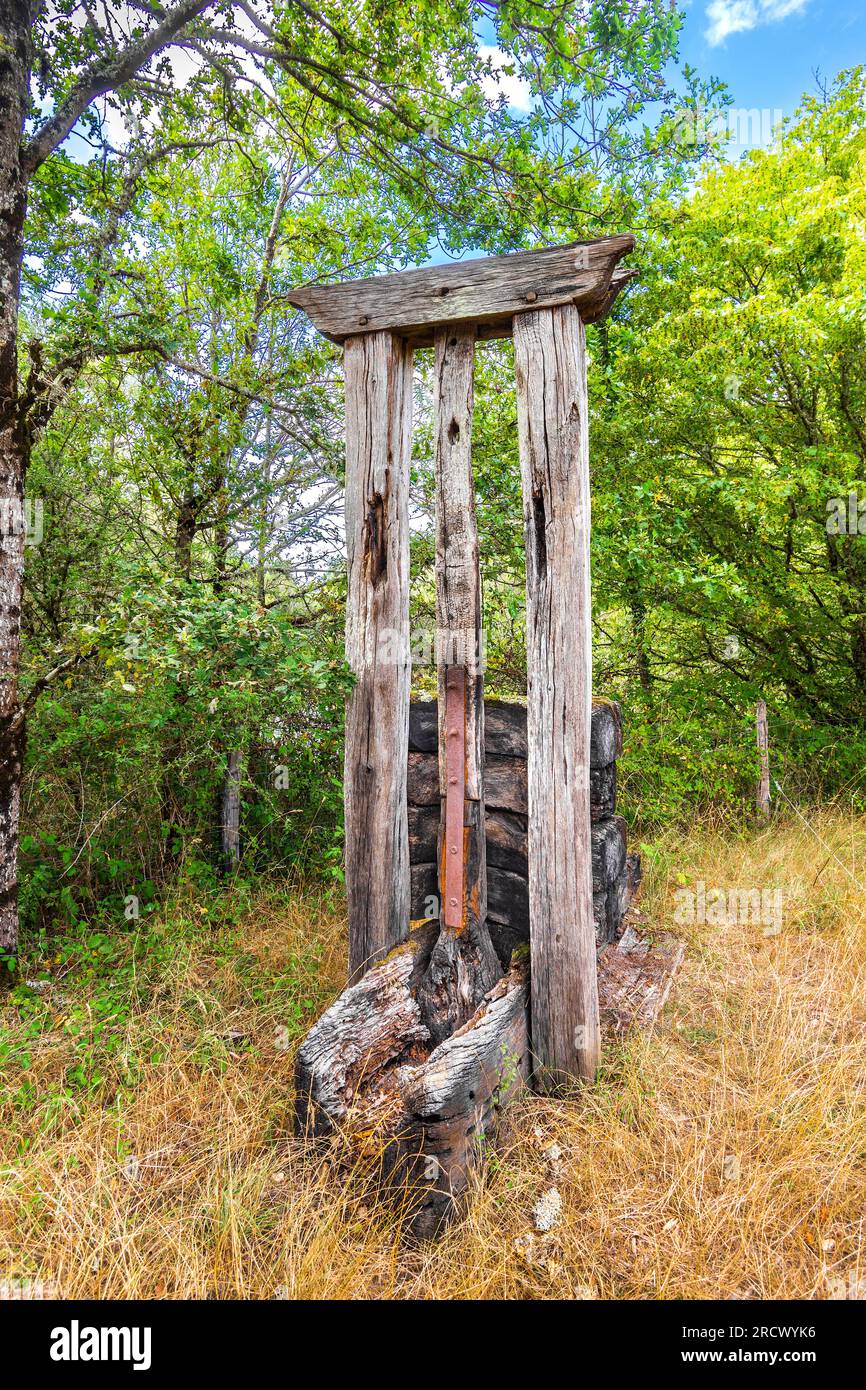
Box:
288, 235, 634, 347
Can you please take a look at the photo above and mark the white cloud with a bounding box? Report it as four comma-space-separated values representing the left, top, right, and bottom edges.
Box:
705, 0, 810, 46
477, 45, 533, 113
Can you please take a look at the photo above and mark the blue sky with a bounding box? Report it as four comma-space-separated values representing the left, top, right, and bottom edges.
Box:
678, 0, 864, 124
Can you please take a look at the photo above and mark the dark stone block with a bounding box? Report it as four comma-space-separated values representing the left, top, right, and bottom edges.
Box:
484, 755, 528, 814
590, 761, 616, 820
627, 851, 642, 899
407, 751, 440, 805
487, 866, 529, 934
408, 700, 438, 753
590, 699, 623, 767
408, 803, 439, 865
405, 697, 637, 965
591, 815, 627, 886
485, 809, 528, 874
410, 861, 438, 919
484, 700, 528, 758
409, 698, 620, 766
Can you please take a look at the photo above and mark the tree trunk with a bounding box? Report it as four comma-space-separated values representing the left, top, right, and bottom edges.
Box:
630, 594, 653, 694
160, 489, 200, 875
174, 491, 199, 581
0, 2, 34, 959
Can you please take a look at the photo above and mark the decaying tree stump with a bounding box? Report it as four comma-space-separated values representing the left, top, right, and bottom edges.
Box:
295, 922, 529, 1237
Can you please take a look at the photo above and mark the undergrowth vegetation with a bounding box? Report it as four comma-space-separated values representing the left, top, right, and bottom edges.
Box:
2, 814, 864, 1300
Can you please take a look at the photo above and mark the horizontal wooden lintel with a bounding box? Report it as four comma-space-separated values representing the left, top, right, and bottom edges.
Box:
287, 234, 635, 347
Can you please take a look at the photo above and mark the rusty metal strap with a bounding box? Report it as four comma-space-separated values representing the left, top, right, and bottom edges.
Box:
443, 665, 466, 932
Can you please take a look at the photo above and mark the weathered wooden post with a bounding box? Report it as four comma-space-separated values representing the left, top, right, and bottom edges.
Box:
514, 303, 599, 1086
415, 326, 501, 1042
756, 697, 771, 819
290, 235, 637, 1233
342, 332, 414, 980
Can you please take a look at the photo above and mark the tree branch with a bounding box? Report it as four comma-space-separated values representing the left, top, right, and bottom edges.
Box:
21, 0, 216, 178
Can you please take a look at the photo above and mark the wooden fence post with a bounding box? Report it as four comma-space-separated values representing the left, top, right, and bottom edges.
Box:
220, 750, 241, 874
513, 303, 600, 1087
756, 698, 771, 818
343, 330, 414, 981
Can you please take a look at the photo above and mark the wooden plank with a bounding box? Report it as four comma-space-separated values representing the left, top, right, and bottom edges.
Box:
514, 302, 600, 1088
416, 325, 500, 1043
288, 235, 634, 347
598, 926, 685, 1033
343, 331, 414, 982
585, 264, 639, 325
433, 326, 484, 810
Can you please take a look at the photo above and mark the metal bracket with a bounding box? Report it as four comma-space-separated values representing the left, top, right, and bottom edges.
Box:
442, 665, 466, 932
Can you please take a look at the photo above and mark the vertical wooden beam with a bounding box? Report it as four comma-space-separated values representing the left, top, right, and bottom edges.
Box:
756, 698, 771, 818
513, 303, 600, 1088
416, 325, 500, 1043
434, 326, 485, 913
220, 750, 242, 874
343, 330, 414, 982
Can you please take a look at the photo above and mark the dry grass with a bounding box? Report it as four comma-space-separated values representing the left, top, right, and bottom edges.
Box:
2, 811, 865, 1300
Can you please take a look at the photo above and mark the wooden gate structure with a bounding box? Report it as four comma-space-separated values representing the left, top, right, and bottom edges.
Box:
291, 234, 636, 1233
